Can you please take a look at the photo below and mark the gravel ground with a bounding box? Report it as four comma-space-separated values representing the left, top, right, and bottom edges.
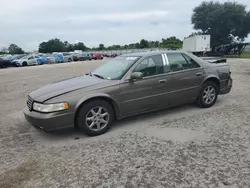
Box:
0, 58, 249, 188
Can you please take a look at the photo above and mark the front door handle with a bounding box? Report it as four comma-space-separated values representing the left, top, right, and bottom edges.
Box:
196, 72, 203, 76
158, 79, 167, 84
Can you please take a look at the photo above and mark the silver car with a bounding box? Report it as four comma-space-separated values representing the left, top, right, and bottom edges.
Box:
12, 55, 39, 66
62, 52, 74, 62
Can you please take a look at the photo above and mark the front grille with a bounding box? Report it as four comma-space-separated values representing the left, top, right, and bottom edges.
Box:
27, 95, 33, 111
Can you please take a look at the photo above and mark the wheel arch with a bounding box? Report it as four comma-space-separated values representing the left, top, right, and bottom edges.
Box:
202, 76, 220, 93
74, 95, 121, 128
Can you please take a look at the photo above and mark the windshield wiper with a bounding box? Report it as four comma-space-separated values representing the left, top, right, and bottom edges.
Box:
93, 74, 104, 79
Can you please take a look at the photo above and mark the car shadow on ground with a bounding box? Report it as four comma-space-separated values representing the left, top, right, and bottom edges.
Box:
32, 98, 226, 142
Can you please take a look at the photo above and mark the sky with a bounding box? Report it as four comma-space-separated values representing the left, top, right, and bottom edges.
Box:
1, 0, 250, 51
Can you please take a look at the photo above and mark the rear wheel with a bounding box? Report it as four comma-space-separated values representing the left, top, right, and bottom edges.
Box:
76, 100, 114, 136
22, 62, 28, 66
197, 81, 218, 108
68, 58, 72, 62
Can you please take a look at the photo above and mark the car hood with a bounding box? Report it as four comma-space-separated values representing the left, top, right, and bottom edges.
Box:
29, 75, 111, 102
14, 59, 27, 62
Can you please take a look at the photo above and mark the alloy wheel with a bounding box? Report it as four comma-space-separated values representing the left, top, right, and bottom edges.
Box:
85, 106, 109, 131
202, 86, 216, 105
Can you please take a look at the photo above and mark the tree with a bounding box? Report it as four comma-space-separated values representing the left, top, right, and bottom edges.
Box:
8, 44, 24, 54
188, 31, 204, 38
38, 38, 65, 53
161, 37, 183, 49
73, 42, 87, 51
191, 1, 250, 50
0, 47, 8, 54
139, 39, 149, 49
98, 44, 105, 50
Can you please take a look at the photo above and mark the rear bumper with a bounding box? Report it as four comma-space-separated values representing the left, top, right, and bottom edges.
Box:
23, 107, 74, 131
219, 77, 232, 95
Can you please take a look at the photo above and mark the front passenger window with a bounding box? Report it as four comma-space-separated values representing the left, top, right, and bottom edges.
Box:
133, 55, 164, 77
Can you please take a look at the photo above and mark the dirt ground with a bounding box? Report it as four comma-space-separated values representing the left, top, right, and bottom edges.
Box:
0, 58, 249, 188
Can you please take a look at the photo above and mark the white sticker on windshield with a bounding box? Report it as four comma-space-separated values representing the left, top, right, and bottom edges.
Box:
125, 57, 138, 60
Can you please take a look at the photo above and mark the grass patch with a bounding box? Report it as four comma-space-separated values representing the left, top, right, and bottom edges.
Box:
224, 54, 250, 59
240, 54, 250, 59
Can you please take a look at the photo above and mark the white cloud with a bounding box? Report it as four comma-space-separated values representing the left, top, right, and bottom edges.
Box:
0, 0, 249, 50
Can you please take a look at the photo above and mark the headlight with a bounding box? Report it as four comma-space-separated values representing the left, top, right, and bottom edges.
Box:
33, 102, 69, 113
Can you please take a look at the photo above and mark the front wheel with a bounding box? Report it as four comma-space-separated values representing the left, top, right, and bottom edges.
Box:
197, 81, 218, 108
22, 62, 28, 66
76, 100, 114, 136
68, 58, 72, 62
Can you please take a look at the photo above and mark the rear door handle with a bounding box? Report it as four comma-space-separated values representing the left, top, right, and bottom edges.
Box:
158, 79, 167, 84
196, 72, 203, 76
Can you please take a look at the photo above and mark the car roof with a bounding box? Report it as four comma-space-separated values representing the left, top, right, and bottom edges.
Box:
121, 50, 184, 57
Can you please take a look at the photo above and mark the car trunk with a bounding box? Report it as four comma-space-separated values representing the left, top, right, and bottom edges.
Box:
201, 57, 227, 64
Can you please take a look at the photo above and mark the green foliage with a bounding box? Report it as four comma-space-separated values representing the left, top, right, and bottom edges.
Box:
73, 42, 87, 51
38, 39, 87, 53
98, 44, 105, 50
0, 47, 8, 54
8, 44, 25, 54
192, 1, 250, 49
96, 37, 182, 50
139, 39, 149, 49
161, 37, 183, 49
38, 39, 65, 53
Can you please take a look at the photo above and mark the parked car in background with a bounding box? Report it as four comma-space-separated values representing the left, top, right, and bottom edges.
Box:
73, 54, 93, 61
3, 55, 16, 62
11, 55, 39, 66
92, 53, 103, 60
0, 57, 11, 68
62, 52, 74, 62
24, 51, 232, 136
72, 53, 81, 61
111, 54, 118, 58
45, 54, 56, 64
36, 56, 47, 65
45, 54, 63, 64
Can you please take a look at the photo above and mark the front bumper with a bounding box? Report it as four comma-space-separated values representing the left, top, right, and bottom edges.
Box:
23, 107, 75, 131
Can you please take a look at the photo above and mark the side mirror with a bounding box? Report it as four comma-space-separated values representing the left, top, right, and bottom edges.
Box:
130, 72, 143, 80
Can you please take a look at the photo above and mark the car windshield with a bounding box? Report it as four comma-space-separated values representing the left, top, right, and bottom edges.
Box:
91, 56, 140, 80
20, 56, 29, 59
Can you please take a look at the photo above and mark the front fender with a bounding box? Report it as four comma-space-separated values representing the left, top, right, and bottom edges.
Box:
75, 93, 122, 118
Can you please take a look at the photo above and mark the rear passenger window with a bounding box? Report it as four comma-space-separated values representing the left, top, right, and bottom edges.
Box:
167, 53, 190, 72
182, 54, 201, 68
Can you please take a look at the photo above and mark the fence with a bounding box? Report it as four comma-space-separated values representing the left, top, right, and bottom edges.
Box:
83, 48, 173, 55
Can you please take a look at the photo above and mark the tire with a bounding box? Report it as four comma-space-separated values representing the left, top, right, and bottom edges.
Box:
68, 58, 72, 62
76, 100, 114, 136
197, 81, 218, 108
22, 62, 28, 66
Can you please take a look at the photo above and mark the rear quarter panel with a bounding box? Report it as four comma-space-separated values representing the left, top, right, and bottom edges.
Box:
204, 63, 231, 91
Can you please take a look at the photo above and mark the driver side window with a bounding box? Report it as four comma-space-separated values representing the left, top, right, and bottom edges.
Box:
133, 55, 164, 77
28, 56, 34, 60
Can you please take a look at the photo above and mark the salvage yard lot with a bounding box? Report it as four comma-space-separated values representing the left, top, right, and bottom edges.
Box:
0, 58, 250, 188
